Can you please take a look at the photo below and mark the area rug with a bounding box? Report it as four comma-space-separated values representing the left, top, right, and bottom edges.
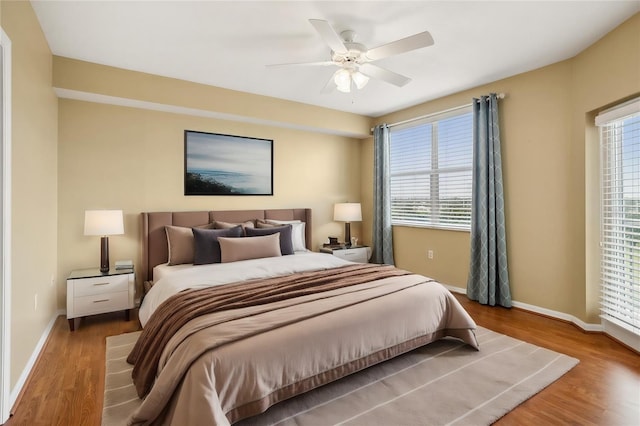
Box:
102, 327, 578, 426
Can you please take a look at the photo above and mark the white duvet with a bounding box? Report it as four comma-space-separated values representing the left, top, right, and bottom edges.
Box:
139, 252, 353, 327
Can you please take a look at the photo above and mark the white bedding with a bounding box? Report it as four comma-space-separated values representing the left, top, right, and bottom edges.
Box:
152, 262, 193, 281
139, 252, 353, 327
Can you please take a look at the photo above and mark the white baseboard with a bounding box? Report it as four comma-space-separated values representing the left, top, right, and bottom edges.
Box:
9, 309, 64, 408
511, 300, 602, 332
443, 285, 603, 332
443, 285, 468, 295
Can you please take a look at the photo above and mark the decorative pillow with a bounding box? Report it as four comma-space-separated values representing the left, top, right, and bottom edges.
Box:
192, 225, 243, 265
256, 219, 279, 228
245, 225, 294, 255
218, 233, 282, 263
165, 223, 216, 265
165, 226, 196, 265
265, 219, 307, 252
213, 220, 255, 235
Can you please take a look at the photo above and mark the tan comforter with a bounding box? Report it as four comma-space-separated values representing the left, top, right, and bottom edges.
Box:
128, 264, 478, 425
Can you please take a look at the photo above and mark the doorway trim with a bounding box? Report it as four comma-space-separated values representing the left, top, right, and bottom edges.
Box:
0, 26, 13, 424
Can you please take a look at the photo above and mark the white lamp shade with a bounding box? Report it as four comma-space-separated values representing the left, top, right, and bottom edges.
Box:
352, 71, 369, 89
333, 69, 370, 93
84, 210, 124, 236
334, 69, 351, 93
334, 203, 362, 222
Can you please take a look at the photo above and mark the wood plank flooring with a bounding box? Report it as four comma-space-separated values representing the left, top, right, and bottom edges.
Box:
3, 294, 639, 426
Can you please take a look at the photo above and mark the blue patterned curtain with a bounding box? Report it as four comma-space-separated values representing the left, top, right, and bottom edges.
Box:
372, 124, 395, 265
467, 94, 512, 307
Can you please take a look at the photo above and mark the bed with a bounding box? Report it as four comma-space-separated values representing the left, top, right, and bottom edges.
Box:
128, 208, 478, 425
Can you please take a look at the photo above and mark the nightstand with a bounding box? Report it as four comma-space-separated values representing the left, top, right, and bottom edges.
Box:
66, 267, 135, 331
319, 245, 371, 263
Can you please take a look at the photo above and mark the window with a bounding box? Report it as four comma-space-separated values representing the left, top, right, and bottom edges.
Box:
596, 98, 640, 336
389, 107, 473, 231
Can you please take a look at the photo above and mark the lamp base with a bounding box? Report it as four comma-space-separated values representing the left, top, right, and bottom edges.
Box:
100, 236, 110, 273
344, 222, 351, 247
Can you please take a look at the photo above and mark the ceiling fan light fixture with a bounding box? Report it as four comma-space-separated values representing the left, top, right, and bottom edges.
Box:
334, 69, 352, 93
352, 71, 369, 90
333, 68, 369, 93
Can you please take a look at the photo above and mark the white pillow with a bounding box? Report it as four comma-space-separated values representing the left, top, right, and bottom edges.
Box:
266, 219, 307, 252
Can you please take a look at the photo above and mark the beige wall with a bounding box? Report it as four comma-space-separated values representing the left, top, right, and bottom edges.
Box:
572, 14, 640, 322
1, 0, 59, 388
53, 57, 372, 139
54, 58, 370, 308
367, 61, 575, 305
367, 13, 640, 324
56, 94, 363, 308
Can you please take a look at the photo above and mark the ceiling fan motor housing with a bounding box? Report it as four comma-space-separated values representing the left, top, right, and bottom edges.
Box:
331, 42, 367, 66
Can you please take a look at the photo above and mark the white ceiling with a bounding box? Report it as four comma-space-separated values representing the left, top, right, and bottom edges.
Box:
31, 1, 639, 117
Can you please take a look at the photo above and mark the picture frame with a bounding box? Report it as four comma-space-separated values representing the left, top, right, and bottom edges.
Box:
184, 130, 274, 196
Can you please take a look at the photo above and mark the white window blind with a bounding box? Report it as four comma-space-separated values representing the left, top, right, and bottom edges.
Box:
389, 107, 473, 230
597, 97, 640, 335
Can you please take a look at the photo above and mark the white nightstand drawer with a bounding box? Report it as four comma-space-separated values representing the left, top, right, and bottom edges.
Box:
73, 274, 128, 297
66, 268, 135, 330
73, 291, 130, 317
332, 247, 369, 263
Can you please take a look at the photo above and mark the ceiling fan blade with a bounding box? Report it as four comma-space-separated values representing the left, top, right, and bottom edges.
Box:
309, 19, 348, 54
365, 31, 434, 61
359, 63, 411, 87
266, 61, 336, 68
320, 73, 336, 94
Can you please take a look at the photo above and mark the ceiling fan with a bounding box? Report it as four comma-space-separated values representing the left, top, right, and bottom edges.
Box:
267, 19, 434, 93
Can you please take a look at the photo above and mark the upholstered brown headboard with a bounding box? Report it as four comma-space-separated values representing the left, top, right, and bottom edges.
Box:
140, 208, 312, 282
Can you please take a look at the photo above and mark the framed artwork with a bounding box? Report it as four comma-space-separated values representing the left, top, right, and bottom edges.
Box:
184, 130, 274, 196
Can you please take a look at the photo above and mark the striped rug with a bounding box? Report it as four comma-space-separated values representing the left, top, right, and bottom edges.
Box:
103, 327, 578, 425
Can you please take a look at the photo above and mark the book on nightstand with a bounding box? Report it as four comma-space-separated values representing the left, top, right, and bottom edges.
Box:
115, 260, 133, 270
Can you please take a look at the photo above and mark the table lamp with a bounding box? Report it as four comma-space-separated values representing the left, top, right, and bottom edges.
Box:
84, 210, 124, 273
334, 203, 362, 247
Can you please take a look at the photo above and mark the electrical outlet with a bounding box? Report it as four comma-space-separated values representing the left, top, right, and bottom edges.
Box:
428, 250, 434, 260
34, 293, 38, 311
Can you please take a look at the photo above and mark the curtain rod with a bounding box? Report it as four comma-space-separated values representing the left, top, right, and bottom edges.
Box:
372, 92, 506, 132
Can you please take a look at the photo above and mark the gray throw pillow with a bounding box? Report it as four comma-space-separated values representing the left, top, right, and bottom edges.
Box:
192, 225, 243, 264
245, 224, 294, 255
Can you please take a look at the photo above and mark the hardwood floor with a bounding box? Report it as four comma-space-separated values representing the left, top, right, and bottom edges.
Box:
5, 311, 141, 426
456, 296, 640, 426
3, 296, 639, 426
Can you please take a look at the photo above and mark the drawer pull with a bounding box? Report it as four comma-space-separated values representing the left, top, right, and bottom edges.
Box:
93, 282, 110, 286
93, 299, 110, 303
